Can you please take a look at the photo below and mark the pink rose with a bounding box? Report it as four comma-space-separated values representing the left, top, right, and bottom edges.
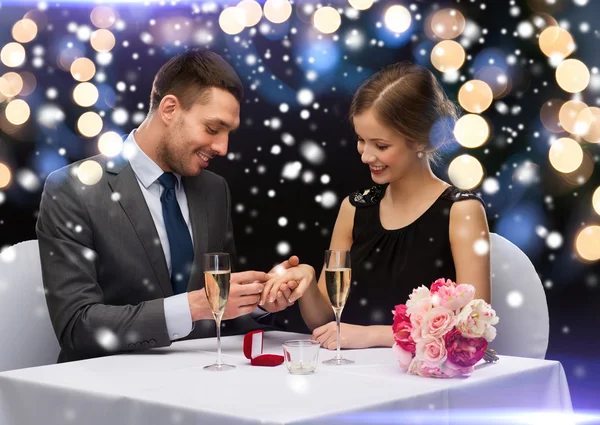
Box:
451, 284, 476, 310
418, 364, 446, 378
408, 299, 433, 342
392, 343, 414, 371
407, 357, 473, 378
392, 304, 415, 353
409, 307, 429, 343
444, 328, 488, 368
443, 362, 474, 378
420, 306, 455, 339
392, 304, 409, 324
430, 278, 455, 294
415, 336, 447, 368
432, 283, 475, 311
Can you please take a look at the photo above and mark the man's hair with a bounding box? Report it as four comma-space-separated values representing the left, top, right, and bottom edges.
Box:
149, 49, 243, 113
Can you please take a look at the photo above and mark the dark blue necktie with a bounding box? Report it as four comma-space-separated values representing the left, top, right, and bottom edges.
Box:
158, 172, 194, 295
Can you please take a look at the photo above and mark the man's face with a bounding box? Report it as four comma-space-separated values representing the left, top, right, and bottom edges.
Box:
157, 87, 240, 176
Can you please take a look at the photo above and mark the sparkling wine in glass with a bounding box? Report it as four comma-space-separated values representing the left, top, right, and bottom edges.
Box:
203, 253, 235, 371
323, 249, 354, 365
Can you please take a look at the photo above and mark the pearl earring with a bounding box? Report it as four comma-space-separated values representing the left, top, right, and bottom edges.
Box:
417, 151, 424, 159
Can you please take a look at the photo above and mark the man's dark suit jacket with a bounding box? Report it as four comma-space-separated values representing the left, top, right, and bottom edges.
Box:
36, 153, 266, 362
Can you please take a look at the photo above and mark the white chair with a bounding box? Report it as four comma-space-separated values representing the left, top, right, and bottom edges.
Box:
490, 233, 549, 359
0, 240, 60, 372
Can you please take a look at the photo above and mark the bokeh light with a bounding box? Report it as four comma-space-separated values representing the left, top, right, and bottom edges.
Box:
593, 187, 600, 216
219, 7, 246, 35
313, 7, 341, 34
23, 9, 48, 32
538, 26, 575, 60
453, 114, 490, 148
70, 57, 96, 82
430, 8, 465, 39
575, 225, 600, 262
19, 71, 36, 96
548, 137, 583, 173
348, 0, 374, 11
90, 29, 116, 53
12, 19, 38, 44
448, 154, 484, 189
1, 43, 26, 68
90, 6, 117, 29
384, 5, 411, 34
77, 112, 103, 137
77, 160, 103, 185
561, 151, 593, 187
0, 72, 23, 97
558, 100, 591, 135
5, 99, 30, 125
475, 66, 509, 98
540, 99, 565, 133
58, 47, 84, 72
0, 163, 11, 189
581, 107, 600, 143
98, 131, 124, 157
237, 0, 262, 27
263, 0, 292, 24
458, 80, 493, 113
73, 82, 99, 107
430, 40, 465, 72
556, 59, 590, 93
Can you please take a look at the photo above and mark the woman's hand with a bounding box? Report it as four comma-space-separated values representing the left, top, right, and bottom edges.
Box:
312, 322, 373, 350
259, 281, 298, 313
259, 264, 316, 307
259, 256, 301, 313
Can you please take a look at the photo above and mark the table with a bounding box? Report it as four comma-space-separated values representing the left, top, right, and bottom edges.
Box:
0, 331, 572, 425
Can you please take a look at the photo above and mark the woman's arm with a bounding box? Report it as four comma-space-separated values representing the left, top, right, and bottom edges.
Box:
449, 199, 492, 304
297, 196, 356, 330
312, 323, 394, 349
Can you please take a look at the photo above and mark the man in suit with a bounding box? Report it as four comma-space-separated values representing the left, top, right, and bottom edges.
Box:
36, 49, 295, 362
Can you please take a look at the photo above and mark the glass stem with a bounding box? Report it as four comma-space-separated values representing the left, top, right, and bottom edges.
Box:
334, 307, 342, 360
215, 313, 223, 366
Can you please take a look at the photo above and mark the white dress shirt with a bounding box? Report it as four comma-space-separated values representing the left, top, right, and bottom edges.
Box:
124, 130, 192, 341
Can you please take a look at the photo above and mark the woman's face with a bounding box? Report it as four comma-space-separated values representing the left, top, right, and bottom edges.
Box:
353, 107, 423, 184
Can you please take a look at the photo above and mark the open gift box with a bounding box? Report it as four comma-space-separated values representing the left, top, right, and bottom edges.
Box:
243, 330, 285, 367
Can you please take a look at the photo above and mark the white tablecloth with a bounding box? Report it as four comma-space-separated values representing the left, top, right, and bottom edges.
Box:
0, 331, 572, 425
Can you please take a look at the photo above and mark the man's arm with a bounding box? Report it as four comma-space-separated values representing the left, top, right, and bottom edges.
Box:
36, 170, 171, 358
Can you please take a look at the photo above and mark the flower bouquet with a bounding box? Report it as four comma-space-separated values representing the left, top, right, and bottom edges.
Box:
392, 278, 499, 378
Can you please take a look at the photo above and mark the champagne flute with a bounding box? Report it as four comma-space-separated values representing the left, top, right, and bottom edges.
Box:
203, 253, 235, 371
323, 249, 354, 365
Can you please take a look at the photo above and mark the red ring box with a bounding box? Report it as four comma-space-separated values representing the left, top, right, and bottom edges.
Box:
243, 330, 285, 367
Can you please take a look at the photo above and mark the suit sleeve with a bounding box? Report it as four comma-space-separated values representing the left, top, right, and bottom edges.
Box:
35, 171, 172, 358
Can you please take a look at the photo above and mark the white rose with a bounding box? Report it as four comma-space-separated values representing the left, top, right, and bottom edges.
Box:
406, 285, 431, 316
484, 322, 497, 342
456, 299, 499, 338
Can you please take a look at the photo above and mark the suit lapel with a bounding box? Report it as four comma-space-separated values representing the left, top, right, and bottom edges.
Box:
106, 156, 173, 297
183, 175, 208, 291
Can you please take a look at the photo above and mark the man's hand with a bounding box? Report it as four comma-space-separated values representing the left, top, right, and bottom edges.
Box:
188, 270, 267, 321
260, 256, 301, 313
260, 264, 316, 307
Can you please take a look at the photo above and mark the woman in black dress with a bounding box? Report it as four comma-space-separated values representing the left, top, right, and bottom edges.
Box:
261, 61, 491, 349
